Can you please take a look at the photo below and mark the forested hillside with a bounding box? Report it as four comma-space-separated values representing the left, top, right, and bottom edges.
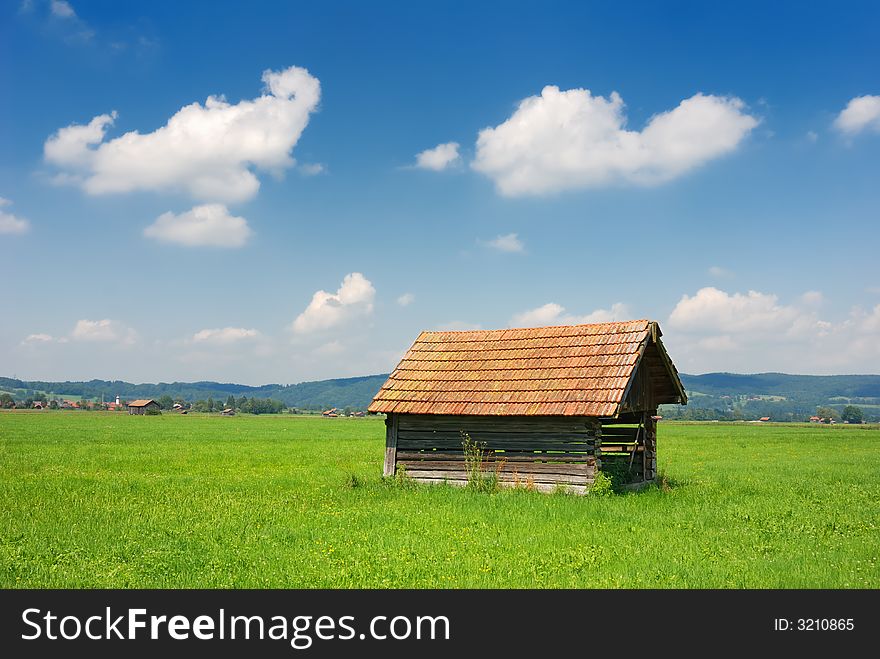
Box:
0, 375, 388, 412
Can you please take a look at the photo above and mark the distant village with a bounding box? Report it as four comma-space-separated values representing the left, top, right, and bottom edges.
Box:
658, 394, 869, 424
0, 392, 370, 417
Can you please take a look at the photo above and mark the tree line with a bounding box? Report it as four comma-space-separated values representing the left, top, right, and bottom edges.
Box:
659, 402, 868, 423
178, 395, 285, 415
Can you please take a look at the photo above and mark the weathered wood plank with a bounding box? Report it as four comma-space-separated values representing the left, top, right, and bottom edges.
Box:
397, 439, 596, 452
397, 414, 596, 431
396, 439, 597, 451
398, 460, 596, 476
397, 430, 599, 442
597, 427, 640, 436
395, 451, 597, 463
399, 426, 598, 436
382, 413, 399, 477
397, 413, 595, 423
597, 444, 643, 452
398, 417, 599, 426
601, 412, 643, 424
404, 469, 592, 485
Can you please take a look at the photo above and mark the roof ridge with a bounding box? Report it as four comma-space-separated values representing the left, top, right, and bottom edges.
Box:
421, 319, 652, 336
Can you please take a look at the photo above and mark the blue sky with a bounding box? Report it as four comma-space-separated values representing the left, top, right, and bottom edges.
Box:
2, 0, 879, 384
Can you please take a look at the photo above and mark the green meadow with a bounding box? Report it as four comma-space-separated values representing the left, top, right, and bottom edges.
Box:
1, 412, 877, 588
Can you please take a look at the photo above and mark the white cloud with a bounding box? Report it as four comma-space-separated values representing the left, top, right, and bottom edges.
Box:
21, 333, 59, 346
299, 163, 325, 176
25, 333, 55, 343
415, 142, 460, 171
483, 232, 524, 253
143, 204, 252, 248
695, 335, 738, 352
20, 0, 94, 42
71, 319, 137, 345
512, 301, 630, 327
192, 327, 261, 345
512, 303, 565, 327
0, 197, 31, 235
708, 265, 733, 278
667, 287, 800, 334
49, 172, 86, 187
50, 0, 75, 18
833, 95, 880, 135
292, 273, 375, 334
397, 293, 415, 307
44, 112, 115, 169
44, 66, 321, 202
664, 288, 880, 373
472, 86, 758, 196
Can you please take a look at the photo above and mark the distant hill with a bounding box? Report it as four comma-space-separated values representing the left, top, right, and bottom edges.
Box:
2, 372, 879, 420
678, 373, 880, 400
0, 374, 390, 411
674, 373, 880, 421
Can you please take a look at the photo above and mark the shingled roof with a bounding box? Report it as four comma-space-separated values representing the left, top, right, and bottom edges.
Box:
368, 319, 686, 417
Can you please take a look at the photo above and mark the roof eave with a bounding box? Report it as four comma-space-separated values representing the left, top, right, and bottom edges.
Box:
652, 329, 688, 404
611, 329, 654, 418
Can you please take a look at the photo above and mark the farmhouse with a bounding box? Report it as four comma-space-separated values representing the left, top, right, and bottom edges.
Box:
368, 320, 687, 494
127, 399, 159, 415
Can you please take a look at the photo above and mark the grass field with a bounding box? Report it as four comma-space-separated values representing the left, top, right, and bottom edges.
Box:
1, 412, 878, 588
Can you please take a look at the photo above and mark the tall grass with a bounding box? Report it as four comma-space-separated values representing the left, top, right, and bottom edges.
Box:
460, 431, 499, 492
1, 412, 877, 588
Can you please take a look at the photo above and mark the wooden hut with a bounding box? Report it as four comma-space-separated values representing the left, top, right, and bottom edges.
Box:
127, 399, 159, 415
368, 320, 687, 493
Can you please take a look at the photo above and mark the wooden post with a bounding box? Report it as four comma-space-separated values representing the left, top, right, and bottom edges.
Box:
383, 413, 399, 477
589, 418, 602, 470
628, 421, 642, 473
643, 411, 657, 482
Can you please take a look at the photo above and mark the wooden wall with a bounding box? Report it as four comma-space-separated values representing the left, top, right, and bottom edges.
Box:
128, 403, 158, 415
596, 415, 656, 484
386, 414, 600, 494
385, 412, 659, 494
